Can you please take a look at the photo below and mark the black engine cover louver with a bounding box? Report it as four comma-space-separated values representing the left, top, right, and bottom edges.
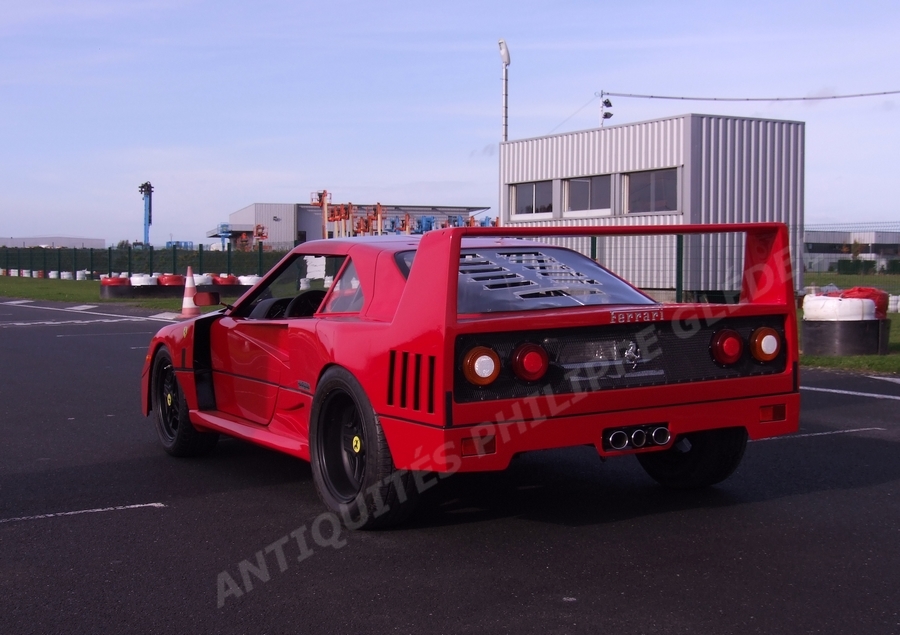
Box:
454, 315, 787, 403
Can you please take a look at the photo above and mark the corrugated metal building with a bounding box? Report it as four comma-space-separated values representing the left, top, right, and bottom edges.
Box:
500, 113, 805, 294
213, 203, 323, 249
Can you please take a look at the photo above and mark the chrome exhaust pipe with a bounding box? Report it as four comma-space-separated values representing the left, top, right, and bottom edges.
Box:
630, 429, 647, 448
608, 430, 629, 450
651, 427, 671, 445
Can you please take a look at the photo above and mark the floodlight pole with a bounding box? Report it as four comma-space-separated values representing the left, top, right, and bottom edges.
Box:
499, 39, 510, 142
600, 90, 613, 127
139, 182, 153, 246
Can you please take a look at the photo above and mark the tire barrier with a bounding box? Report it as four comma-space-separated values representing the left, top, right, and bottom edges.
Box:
101, 276, 131, 286
802, 288, 891, 355
211, 274, 239, 285
157, 274, 186, 286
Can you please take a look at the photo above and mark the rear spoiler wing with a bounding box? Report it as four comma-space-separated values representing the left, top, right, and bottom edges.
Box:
438, 222, 795, 306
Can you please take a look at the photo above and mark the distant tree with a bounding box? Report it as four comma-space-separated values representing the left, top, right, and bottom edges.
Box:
851, 240, 862, 261
116, 240, 131, 250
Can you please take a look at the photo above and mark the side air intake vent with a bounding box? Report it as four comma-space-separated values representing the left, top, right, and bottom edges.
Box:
387, 350, 436, 413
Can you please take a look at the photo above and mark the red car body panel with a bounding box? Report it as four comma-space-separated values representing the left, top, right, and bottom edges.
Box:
141, 223, 800, 472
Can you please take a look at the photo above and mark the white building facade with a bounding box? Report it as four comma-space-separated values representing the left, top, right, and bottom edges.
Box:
500, 113, 805, 294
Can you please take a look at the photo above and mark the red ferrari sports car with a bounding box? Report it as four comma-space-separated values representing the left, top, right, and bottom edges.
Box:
141, 224, 799, 528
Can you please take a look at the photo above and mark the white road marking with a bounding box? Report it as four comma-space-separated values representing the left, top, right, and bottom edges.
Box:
69, 305, 98, 311
867, 375, 900, 385
150, 312, 183, 320
753, 427, 887, 442
800, 386, 900, 401
0, 502, 167, 524
0, 302, 176, 322
2, 318, 145, 328
56, 331, 154, 337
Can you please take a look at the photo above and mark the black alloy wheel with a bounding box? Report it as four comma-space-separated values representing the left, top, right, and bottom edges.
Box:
318, 389, 368, 502
309, 367, 419, 529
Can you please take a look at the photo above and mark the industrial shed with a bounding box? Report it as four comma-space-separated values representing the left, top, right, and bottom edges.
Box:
208, 202, 491, 252
500, 113, 805, 296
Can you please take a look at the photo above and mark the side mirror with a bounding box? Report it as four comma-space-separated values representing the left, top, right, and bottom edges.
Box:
193, 291, 221, 307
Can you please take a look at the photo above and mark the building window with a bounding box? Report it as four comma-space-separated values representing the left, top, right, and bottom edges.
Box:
513, 181, 553, 215
566, 175, 611, 212
627, 168, 677, 213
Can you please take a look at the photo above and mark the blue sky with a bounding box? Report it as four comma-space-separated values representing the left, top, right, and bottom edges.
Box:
2, 0, 898, 245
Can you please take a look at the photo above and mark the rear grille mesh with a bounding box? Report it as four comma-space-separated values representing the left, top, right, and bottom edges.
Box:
454, 315, 787, 403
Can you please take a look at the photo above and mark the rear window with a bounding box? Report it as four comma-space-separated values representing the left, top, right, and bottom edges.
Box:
457, 247, 655, 313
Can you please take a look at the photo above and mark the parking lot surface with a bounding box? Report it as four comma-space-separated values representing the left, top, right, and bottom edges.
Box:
1, 299, 898, 634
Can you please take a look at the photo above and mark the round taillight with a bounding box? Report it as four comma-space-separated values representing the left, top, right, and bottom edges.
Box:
750, 327, 781, 362
710, 329, 744, 365
462, 346, 501, 386
511, 343, 549, 382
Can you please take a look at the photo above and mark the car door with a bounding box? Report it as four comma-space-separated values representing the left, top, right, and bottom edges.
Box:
210, 317, 289, 426
209, 253, 346, 426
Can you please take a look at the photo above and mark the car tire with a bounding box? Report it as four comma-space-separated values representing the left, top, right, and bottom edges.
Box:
635, 427, 748, 489
151, 349, 219, 457
309, 366, 418, 529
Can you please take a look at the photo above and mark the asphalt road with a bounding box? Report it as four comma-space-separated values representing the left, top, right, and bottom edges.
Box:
1, 299, 898, 635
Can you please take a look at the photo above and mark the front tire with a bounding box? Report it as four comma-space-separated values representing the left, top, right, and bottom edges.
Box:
636, 427, 748, 489
309, 367, 418, 529
151, 349, 218, 457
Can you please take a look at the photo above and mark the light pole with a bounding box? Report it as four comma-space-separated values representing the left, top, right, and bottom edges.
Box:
499, 39, 510, 142
138, 181, 153, 246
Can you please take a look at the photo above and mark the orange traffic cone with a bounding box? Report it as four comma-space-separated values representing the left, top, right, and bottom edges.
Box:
181, 266, 201, 318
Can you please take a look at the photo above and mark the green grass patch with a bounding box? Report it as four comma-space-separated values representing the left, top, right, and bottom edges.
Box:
804, 272, 900, 295
800, 353, 900, 374
0, 276, 201, 312
0, 276, 103, 303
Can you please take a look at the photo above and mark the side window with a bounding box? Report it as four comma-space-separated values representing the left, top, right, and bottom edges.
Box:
240, 254, 346, 319
321, 259, 364, 314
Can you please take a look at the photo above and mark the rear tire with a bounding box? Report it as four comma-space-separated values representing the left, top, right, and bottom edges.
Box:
636, 427, 748, 489
151, 349, 218, 457
309, 366, 418, 529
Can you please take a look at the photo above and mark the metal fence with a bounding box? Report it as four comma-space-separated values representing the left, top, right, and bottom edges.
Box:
3, 224, 900, 298
0, 243, 289, 279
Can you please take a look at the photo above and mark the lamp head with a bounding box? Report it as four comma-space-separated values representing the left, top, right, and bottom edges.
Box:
498, 39, 510, 66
